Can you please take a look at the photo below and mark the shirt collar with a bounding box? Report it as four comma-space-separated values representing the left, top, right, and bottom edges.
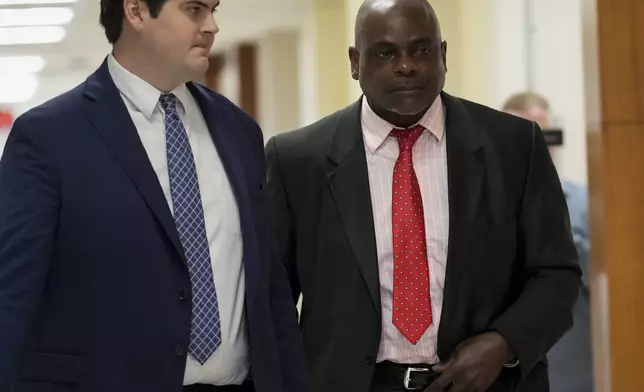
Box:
107, 53, 191, 120
361, 94, 445, 154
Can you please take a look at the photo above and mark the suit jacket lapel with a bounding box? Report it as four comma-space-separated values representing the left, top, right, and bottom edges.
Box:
437, 92, 486, 357
82, 60, 186, 264
326, 98, 381, 317
187, 83, 259, 292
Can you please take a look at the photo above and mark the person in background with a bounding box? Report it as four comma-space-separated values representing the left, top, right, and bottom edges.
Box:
503, 91, 593, 392
266, 0, 582, 391
0, 0, 307, 391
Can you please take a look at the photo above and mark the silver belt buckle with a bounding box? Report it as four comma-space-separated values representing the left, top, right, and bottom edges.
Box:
403, 367, 431, 390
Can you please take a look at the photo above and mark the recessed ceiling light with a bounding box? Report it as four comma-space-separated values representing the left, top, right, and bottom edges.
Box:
0, 56, 44, 73
0, 7, 74, 27
0, 26, 66, 45
0, 0, 77, 5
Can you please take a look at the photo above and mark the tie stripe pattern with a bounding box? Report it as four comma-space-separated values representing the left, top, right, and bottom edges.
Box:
160, 93, 221, 364
390, 125, 433, 344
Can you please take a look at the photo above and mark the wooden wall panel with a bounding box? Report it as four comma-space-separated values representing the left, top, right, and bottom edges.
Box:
600, 125, 644, 390
238, 43, 258, 120
204, 54, 225, 92
595, 0, 644, 123
588, 0, 644, 389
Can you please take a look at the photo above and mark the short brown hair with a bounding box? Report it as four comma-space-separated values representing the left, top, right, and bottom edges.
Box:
502, 92, 550, 112
100, 0, 168, 44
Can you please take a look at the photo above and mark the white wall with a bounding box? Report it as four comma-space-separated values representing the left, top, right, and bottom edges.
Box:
530, 0, 588, 184
489, 0, 530, 107
491, 0, 589, 185
297, 1, 319, 127
257, 30, 301, 139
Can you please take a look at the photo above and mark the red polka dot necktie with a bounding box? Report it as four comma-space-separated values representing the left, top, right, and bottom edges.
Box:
390, 125, 432, 345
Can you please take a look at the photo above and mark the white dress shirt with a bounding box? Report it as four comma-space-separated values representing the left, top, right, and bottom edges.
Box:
361, 96, 449, 365
107, 54, 249, 385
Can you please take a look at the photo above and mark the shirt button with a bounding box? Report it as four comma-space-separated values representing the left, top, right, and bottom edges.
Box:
175, 344, 187, 357
179, 289, 189, 301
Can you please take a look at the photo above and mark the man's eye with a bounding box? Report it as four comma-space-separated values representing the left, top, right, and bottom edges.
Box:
377, 50, 394, 59
416, 47, 432, 55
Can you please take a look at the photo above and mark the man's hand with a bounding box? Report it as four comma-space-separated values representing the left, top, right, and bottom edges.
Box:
425, 332, 515, 392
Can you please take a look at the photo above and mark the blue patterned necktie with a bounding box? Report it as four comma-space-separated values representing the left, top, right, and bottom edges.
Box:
159, 93, 221, 364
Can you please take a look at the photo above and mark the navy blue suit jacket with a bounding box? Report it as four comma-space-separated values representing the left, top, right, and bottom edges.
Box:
0, 60, 307, 392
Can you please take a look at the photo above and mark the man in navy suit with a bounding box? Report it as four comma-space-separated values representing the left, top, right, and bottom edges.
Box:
0, 0, 307, 391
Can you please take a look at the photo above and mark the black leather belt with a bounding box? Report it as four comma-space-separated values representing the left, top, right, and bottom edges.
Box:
374, 361, 439, 390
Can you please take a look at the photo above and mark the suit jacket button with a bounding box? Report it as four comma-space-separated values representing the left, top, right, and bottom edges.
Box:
179, 289, 189, 301
364, 355, 375, 365
175, 344, 187, 356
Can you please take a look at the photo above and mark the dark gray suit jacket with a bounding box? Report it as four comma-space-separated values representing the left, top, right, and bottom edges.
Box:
266, 92, 582, 392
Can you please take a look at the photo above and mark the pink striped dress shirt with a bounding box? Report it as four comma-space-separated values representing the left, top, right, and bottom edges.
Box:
361, 95, 449, 365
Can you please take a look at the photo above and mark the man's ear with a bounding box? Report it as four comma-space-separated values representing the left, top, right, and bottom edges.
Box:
441, 41, 448, 72
349, 46, 360, 80
123, 0, 145, 33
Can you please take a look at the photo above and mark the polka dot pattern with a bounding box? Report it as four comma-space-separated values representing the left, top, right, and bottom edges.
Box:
390, 125, 432, 345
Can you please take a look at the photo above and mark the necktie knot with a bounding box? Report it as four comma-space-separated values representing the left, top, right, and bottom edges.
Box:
390, 125, 424, 152
159, 93, 178, 114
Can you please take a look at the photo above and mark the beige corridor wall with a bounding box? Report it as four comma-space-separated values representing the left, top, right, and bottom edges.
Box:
258, 30, 301, 139
313, 0, 351, 117
430, 0, 464, 98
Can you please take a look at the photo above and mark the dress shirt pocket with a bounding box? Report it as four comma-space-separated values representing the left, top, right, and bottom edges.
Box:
19, 351, 88, 384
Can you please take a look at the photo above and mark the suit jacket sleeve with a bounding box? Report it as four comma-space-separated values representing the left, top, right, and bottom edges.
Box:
258, 135, 307, 392
0, 117, 59, 390
268, 241, 308, 392
265, 137, 300, 302
490, 122, 582, 379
